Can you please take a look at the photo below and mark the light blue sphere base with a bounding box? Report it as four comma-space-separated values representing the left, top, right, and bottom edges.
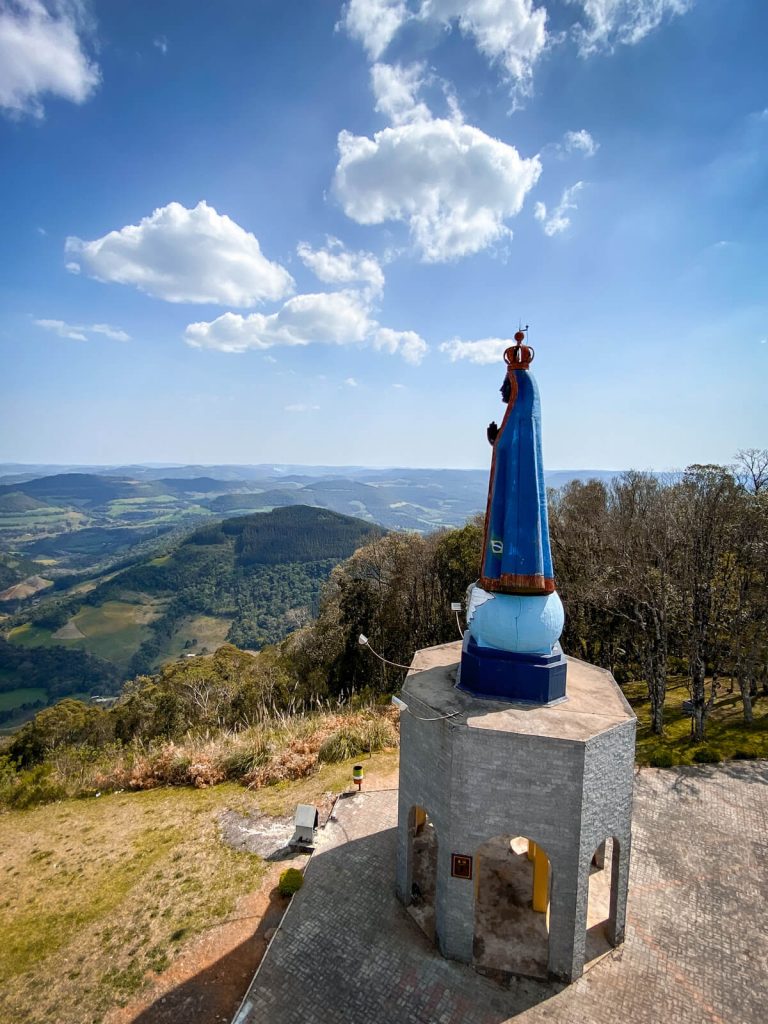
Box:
468, 590, 564, 655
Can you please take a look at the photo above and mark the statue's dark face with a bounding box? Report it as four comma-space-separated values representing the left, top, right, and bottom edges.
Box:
500, 376, 512, 403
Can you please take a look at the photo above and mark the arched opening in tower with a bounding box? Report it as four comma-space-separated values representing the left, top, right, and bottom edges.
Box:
473, 835, 550, 979
407, 805, 438, 941
585, 837, 619, 966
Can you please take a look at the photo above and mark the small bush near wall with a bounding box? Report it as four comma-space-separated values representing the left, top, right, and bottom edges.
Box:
278, 867, 304, 897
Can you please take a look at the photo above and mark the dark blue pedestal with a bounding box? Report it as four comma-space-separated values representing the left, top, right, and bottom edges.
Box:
457, 635, 567, 704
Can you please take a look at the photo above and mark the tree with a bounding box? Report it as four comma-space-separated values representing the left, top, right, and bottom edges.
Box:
678, 465, 743, 741
733, 448, 768, 494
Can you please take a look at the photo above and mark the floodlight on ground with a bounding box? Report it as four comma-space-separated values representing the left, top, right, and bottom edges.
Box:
391, 696, 408, 711
358, 633, 369, 646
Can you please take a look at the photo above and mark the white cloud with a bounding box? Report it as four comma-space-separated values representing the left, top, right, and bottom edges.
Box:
534, 181, 584, 235
370, 61, 432, 126
297, 237, 384, 294
153, 35, 167, 54
65, 261, 80, 274
419, 0, 548, 100
373, 327, 428, 365
34, 318, 130, 342
334, 119, 541, 262
344, 377, 359, 387
338, 0, 408, 59
562, 128, 599, 157
570, 0, 692, 55
184, 289, 427, 364
439, 337, 510, 365
0, 0, 100, 118
392, 382, 406, 389
341, 1, 547, 100
66, 201, 294, 306
285, 403, 320, 413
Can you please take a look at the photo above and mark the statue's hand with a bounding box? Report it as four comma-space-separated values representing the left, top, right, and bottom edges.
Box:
487, 421, 498, 445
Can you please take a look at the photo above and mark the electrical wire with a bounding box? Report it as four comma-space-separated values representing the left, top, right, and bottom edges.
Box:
359, 638, 413, 671
402, 708, 462, 722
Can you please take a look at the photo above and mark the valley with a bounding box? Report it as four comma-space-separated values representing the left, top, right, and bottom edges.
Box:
0, 463, 618, 729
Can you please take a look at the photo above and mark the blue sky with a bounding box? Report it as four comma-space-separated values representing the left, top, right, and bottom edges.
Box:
0, 0, 765, 470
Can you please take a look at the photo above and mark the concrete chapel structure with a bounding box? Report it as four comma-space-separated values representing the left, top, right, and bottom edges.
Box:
395, 332, 636, 982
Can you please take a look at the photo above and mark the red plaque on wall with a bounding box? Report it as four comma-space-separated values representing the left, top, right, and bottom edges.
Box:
451, 853, 473, 880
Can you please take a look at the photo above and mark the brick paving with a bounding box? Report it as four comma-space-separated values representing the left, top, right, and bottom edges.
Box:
235, 762, 768, 1024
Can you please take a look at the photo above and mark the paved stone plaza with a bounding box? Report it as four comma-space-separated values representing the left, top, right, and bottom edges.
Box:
236, 762, 768, 1024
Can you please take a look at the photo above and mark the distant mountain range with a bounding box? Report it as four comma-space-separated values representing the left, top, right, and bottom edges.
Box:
0, 463, 625, 583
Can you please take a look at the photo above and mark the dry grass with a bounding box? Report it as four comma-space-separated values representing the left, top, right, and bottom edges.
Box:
0, 784, 264, 1024
1, 706, 400, 810
0, 740, 401, 1024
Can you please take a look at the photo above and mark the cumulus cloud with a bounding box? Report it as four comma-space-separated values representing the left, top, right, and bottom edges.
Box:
562, 128, 599, 157
373, 327, 428, 365
34, 318, 130, 342
0, 0, 100, 118
297, 237, 384, 294
184, 289, 427, 364
341, 1, 547, 99
344, 377, 359, 387
439, 337, 510, 365
370, 61, 432, 125
570, 0, 692, 55
419, 0, 548, 100
66, 201, 294, 306
534, 182, 584, 235
338, 0, 408, 59
334, 119, 541, 262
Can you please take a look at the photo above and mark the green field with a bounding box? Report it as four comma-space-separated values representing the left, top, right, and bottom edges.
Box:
70, 599, 166, 666
6, 623, 55, 648
154, 614, 232, 666
0, 687, 47, 711
8, 598, 167, 668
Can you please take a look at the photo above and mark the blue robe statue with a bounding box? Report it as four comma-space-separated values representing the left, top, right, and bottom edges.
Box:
459, 332, 567, 703
480, 341, 554, 595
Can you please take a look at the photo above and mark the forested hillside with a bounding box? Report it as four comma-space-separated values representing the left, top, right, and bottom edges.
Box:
2, 507, 383, 712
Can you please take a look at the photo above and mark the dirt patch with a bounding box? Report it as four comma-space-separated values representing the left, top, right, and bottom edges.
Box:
0, 575, 52, 602
219, 809, 297, 860
53, 619, 86, 640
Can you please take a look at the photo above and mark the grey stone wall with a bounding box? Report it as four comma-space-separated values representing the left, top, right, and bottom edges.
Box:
396, 657, 636, 982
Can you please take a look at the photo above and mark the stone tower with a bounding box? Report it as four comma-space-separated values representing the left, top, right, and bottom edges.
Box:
395, 332, 636, 982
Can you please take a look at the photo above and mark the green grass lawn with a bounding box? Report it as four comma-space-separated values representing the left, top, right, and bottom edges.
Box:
0, 747, 398, 1024
0, 784, 266, 1024
0, 688, 47, 712
624, 675, 768, 766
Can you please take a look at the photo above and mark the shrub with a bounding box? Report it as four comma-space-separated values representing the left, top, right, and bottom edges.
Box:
358, 716, 398, 752
317, 727, 365, 764
733, 750, 758, 760
648, 750, 676, 768
278, 868, 304, 897
693, 746, 722, 764
1, 764, 67, 810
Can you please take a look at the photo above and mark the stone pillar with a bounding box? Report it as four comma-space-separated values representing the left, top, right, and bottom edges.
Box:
607, 833, 632, 945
